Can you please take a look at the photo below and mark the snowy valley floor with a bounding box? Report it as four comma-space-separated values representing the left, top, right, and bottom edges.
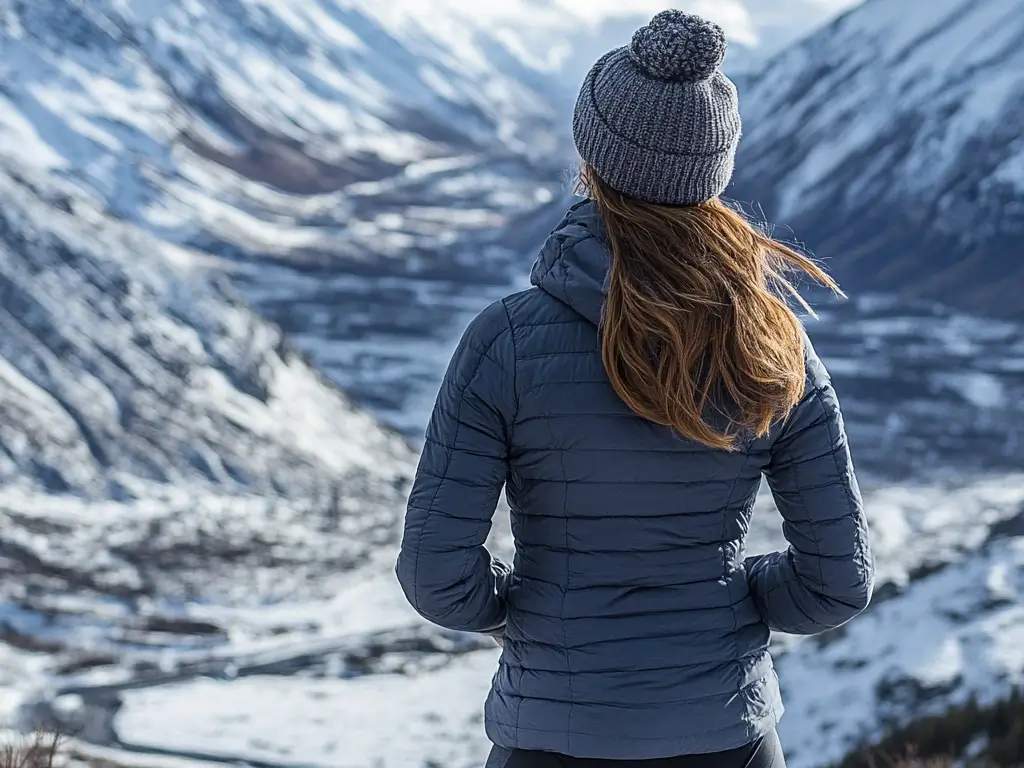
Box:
0, 474, 1019, 768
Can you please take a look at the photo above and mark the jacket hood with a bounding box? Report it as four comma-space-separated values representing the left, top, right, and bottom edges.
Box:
530, 199, 609, 327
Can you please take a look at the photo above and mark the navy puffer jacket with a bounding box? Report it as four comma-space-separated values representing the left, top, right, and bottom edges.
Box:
396, 200, 874, 759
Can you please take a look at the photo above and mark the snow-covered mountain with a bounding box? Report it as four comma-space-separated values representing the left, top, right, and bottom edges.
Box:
732, 0, 1024, 317
0, 0, 573, 429
0, 0, 568, 259
0, 149, 419, 712
280, 1, 863, 86
0, 2, 430, 733
0, 167, 411, 500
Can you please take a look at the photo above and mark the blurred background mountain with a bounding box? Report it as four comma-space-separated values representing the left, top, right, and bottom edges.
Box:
0, 0, 1022, 766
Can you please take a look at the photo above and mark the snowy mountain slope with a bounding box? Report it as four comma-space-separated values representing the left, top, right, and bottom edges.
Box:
0, 0, 571, 427
731, 0, 1024, 317
0, 165, 411, 499
308, 0, 862, 86
0, 162, 418, 752
0, 0, 565, 230
359, 0, 867, 132
774, 536, 1024, 767
0, 151, 419, 704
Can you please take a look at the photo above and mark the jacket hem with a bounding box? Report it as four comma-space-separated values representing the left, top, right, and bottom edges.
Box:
484, 704, 783, 760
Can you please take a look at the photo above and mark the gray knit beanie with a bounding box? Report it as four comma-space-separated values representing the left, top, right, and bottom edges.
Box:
573, 10, 742, 206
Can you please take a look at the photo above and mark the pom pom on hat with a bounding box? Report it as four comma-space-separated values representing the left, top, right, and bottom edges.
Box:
629, 10, 728, 82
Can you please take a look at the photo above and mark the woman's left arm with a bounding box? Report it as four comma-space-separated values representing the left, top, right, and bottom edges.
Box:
395, 300, 517, 634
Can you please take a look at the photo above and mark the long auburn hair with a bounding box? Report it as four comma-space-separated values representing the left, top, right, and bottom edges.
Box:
581, 165, 843, 451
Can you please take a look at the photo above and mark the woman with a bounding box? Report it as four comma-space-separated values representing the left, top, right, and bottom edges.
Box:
396, 10, 873, 768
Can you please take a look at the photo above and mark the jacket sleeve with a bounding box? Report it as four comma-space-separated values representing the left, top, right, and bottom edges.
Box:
745, 336, 874, 635
395, 300, 516, 634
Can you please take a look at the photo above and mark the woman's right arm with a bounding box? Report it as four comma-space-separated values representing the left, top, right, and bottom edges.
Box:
745, 341, 874, 635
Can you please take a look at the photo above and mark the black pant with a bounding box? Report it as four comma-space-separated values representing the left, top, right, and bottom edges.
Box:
485, 730, 785, 768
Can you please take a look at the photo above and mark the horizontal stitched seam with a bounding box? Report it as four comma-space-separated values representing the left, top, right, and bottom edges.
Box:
486, 674, 772, 720
511, 508, 746, 519
406, 506, 501, 522
770, 449, 849, 469
514, 413, 666, 425
515, 542, 728, 554
516, 574, 731, 588
514, 323, 589, 331
483, 718, 768, 739
520, 381, 607, 395
421, 440, 504, 459
539, 446, 744, 454
518, 351, 596, 361
511, 604, 747, 620
503, 479, 736, 486
772, 478, 852, 492
501, 649, 769, 673
775, 549, 863, 561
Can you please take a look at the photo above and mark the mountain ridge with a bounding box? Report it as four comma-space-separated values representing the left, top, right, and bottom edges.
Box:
731, 0, 1024, 317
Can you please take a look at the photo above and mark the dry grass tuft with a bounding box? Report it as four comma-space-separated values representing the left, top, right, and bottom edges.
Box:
0, 732, 61, 768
